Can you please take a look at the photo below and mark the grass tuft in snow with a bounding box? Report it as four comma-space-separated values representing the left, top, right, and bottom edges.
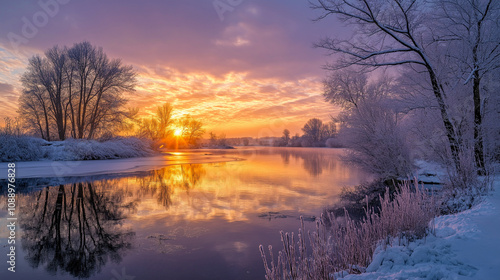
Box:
260, 179, 437, 280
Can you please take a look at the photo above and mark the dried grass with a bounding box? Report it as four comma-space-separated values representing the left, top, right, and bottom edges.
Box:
260, 179, 437, 280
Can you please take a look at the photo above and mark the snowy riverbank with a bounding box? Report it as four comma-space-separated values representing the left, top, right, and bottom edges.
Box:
340, 176, 500, 279
0, 150, 242, 180
0, 135, 154, 162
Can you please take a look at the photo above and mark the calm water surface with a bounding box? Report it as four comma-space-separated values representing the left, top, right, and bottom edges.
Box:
0, 147, 370, 280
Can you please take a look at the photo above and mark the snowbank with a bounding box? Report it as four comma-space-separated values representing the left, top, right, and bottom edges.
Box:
0, 135, 46, 161
0, 151, 242, 180
341, 177, 500, 279
0, 135, 154, 162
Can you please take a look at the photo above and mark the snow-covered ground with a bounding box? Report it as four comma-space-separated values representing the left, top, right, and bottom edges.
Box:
0, 151, 241, 180
0, 136, 155, 162
341, 176, 500, 280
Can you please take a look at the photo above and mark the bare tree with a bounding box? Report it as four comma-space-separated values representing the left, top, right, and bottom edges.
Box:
282, 129, 291, 144
311, 0, 463, 171
178, 115, 205, 147
209, 132, 218, 146
18, 88, 51, 140
302, 118, 324, 144
138, 103, 175, 142
434, 0, 500, 174
67, 42, 136, 139
19, 41, 136, 140
21, 47, 69, 140
328, 71, 413, 178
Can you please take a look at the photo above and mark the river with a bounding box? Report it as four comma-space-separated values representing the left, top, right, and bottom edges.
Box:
0, 147, 370, 280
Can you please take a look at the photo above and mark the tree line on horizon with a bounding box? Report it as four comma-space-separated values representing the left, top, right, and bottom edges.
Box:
274, 118, 338, 147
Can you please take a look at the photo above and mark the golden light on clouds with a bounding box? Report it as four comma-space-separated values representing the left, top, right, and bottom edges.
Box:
0, 45, 338, 138
0, 0, 347, 138
129, 65, 338, 137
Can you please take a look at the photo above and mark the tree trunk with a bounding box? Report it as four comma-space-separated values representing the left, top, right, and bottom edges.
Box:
427, 67, 462, 171
473, 73, 485, 175
41, 101, 51, 142
473, 17, 486, 175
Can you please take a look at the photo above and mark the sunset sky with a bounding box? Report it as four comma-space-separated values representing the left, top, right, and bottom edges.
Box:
0, 0, 345, 137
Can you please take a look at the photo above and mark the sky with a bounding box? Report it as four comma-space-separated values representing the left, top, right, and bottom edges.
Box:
0, 0, 345, 137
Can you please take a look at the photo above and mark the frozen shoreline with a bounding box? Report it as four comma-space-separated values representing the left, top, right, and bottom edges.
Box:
340, 176, 500, 279
0, 151, 242, 180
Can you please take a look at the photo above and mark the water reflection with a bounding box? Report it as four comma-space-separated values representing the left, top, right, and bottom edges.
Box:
277, 148, 336, 176
19, 181, 136, 278
137, 164, 205, 209
0, 148, 370, 280
221, 147, 339, 176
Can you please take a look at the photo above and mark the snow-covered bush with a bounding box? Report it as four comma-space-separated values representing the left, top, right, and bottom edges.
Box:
323, 71, 413, 179
338, 100, 414, 180
0, 136, 153, 161
63, 137, 153, 160
0, 135, 47, 161
260, 180, 436, 279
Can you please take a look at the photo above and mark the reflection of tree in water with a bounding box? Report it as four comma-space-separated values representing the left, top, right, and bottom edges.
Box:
138, 164, 206, 208
280, 150, 291, 165
277, 149, 337, 176
19, 181, 136, 278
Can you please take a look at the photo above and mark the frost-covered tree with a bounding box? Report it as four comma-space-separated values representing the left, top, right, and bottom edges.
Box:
311, 0, 463, 172
21, 47, 69, 140
433, 0, 500, 173
325, 70, 413, 178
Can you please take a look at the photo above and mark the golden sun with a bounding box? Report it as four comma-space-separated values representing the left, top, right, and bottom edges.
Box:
173, 128, 182, 136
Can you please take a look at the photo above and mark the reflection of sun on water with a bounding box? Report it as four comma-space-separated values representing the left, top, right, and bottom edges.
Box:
123, 150, 367, 224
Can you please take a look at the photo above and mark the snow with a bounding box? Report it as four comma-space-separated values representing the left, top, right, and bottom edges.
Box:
0, 151, 241, 180
341, 176, 500, 280
414, 160, 448, 184
0, 135, 155, 161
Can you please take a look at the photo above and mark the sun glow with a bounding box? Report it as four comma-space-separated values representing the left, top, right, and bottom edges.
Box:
174, 128, 182, 136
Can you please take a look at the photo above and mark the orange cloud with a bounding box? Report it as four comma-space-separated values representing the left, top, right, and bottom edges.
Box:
130, 65, 339, 137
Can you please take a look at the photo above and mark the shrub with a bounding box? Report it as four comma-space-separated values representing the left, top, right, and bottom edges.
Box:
438, 145, 494, 214
64, 137, 153, 160
260, 180, 436, 279
0, 135, 46, 162
338, 100, 413, 180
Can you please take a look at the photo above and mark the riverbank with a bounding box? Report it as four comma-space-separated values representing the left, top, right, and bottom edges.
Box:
0, 135, 155, 162
0, 150, 242, 180
340, 176, 500, 279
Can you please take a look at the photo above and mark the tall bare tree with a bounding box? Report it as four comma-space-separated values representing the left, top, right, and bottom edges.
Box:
67, 42, 136, 139
311, 0, 463, 171
18, 87, 52, 140
19, 41, 136, 140
21, 47, 69, 140
434, 0, 500, 174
